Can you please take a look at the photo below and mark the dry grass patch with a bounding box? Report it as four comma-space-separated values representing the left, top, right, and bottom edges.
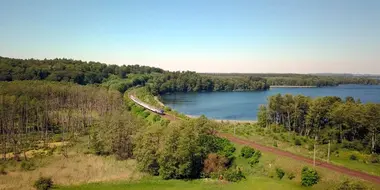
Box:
0, 153, 142, 190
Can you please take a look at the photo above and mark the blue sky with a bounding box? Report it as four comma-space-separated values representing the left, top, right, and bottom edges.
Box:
1, 0, 379, 73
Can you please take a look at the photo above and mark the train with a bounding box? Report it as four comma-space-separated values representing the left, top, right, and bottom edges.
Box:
130, 95, 165, 115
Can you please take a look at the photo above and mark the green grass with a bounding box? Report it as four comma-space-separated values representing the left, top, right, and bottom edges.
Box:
221, 123, 380, 177
331, 150, 380, 176
58, 176, 305, 190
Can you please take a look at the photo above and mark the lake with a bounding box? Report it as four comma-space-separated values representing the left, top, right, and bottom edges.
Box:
161, 85, 380, 121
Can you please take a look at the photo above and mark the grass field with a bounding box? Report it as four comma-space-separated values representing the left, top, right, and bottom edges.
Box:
58, 176, 305, 190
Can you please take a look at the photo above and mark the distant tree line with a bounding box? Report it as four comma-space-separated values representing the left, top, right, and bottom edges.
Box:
266, 76, 380, 87
258, 94, 380, 153
0, 56, 163, 85
146, 71, 270, 95
204, 73, 380, 87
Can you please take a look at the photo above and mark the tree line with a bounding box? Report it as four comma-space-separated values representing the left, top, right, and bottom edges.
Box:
204, 73, 380, 87
0, 56, 163, 85
146, 71, 270, 95
258, 94, 380, 153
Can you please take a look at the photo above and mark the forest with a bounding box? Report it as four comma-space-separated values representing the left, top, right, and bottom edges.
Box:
0, 56, 163, 84
257, 94, 380, 153
0, 80, 240, 182
0, 81, 122, 160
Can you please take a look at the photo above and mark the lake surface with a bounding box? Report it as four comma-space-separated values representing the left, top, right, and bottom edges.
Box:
161, 85, 380, 121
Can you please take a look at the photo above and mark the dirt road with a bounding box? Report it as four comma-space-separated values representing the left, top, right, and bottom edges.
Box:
217, 132, 380, 184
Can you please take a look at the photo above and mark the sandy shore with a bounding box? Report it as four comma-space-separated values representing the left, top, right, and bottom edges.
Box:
186, 115, 257, 124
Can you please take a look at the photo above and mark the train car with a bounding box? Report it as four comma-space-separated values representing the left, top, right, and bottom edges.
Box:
130, 95, 165, 115
157, 109, 165, 115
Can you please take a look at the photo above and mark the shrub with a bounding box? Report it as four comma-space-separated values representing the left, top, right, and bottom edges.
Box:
90, 131, 106, 155
203, 153, 228, 176
369, 154, 379, 163
248, 151, 262, 166
152, 114, 161, 122
301, 167, 320, 187
140, 111, 150, 118
34, 177, 53, 190
164, 107, 172, 112
307, 142, 315, 151
52, 134, 63, 142
20, 160, 36, 171
275, 167, 285, 180
349, 154, 357, 161
223, 168, 246, 182
240, 146, 255, 158
294, 138, 302, 146
336, 180, 368, 190
287, 172, 295, 180
0, 164, 6, 175
273, 141, 278, 147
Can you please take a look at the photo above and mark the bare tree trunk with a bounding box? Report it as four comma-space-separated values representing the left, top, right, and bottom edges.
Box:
372, 130, 376, 154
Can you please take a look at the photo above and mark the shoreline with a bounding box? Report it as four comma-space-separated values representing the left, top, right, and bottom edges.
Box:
186, 114, 257, 124
270, 85, 317, 88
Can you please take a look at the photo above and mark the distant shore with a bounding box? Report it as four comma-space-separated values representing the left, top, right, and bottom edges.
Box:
270, 85, 317, 88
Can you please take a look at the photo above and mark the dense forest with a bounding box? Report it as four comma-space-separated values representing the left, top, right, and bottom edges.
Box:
0, 56, 163, 84
257, 94, 380, 153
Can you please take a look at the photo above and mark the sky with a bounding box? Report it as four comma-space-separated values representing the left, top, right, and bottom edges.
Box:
1, 0, 380, 74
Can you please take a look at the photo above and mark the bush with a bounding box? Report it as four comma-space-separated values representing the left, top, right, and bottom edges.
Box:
20, 160, 36, 171
203, 153, 228, 176
0, 164, 6, 175
301, 167, 320, 187
90, 131, 106, 155
342, 140, 364, 151
223, 168, 246, 182
240, 146, 255, 158
140, 111, 150, 118
273, 141, 278, 147
369, 154, 379, 163
349, 154, 357, 161
287, 172, 295, 180
336, 180, 368, 190
248, 151, 262, 166
164, 106, 172, 112
294, 138, 302, 146
34, 177, 53, 190
275, 167, 285, 179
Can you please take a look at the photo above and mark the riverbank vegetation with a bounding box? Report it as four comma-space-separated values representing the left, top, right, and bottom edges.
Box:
258, 94, 380, 154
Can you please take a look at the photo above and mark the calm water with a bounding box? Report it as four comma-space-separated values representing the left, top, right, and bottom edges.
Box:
161, 85, 380, 121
